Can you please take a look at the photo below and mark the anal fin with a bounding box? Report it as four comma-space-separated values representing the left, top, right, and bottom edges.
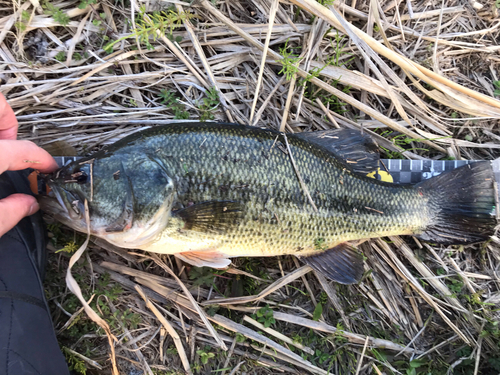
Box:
299, 243, 364, 284
176, 251, 231, 269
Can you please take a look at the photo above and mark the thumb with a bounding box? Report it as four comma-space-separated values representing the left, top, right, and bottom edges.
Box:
0, 194, 39, 238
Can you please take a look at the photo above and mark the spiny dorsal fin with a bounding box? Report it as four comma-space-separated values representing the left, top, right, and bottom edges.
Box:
294, 128, 379, 174
173, 201, 243, 233
299, 243, 364, 284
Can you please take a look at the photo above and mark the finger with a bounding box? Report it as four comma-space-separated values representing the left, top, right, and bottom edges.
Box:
0, 140, 58, 174
0, 93, 18, 140
0, 194, 39, 238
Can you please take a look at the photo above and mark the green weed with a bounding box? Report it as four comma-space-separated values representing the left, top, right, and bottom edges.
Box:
391, 358, 430, 375
235, 333, 246, 343
333, 322, 348, 345
91, 13, 106, 28
278, 39, 301, 81
375, 130, 437, 158
301, 32, 353, 86
21, 10, 30, 22
197, 86, 219, 121
205, 304, 219, 317
409, 359, 429, 375
54, 51, 66, 62
166, 346, 178, 356
159, 90, 190, 119
312, 292, 328, 321
312, 302, 323, 321
55, 241, 79, 254
189, 266, 222, 288
446, 276, 463, 296
15, 10, 31, 31
62, 347, 87, 374
451, 346, 475, 374
494, 81, 500, 96
43, 2, 70, 25
104, 6, 194, 52
327, 32, 354, 68
292, 333, 303, 344
15, 22, 26, 32
480, 320, 500, 341
196, 345, 215, 365
314, 349, 330, 364
489, 357, 500, 371
78, 0, 96, 9
377, 147, 405, 159
48, 223, 85, 253
253, 305, 275, 328
302, 33, 354, 114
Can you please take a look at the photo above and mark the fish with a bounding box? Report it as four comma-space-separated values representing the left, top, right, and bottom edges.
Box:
39, 123, 497, 284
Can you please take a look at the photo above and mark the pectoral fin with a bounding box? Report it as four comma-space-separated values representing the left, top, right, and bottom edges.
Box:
176, 251, 231, 268
173, 201, 243, 233
299, 243, 364, 284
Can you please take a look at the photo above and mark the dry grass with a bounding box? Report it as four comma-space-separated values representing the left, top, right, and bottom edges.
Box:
1, 0, 500, 373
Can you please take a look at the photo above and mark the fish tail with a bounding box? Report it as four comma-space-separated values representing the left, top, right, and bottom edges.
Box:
416, 161, 497, 245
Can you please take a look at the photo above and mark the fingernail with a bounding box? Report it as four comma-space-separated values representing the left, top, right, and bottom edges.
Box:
28, 202, 39, 216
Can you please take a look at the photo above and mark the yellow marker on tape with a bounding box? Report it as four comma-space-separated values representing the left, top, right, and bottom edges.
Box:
366, 168, 394, 183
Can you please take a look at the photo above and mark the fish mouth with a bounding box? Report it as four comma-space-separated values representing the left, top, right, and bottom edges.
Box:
39, 183, 87, 233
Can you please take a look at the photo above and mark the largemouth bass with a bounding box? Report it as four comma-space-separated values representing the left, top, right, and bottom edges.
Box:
40, 123, 497, 284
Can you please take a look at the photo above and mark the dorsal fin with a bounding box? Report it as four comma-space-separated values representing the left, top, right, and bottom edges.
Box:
294, 128, 379, 174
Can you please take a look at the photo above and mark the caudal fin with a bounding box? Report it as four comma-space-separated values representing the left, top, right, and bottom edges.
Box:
416, 161, 497, 245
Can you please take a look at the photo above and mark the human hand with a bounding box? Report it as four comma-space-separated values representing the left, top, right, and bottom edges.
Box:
0, 93, 58, 237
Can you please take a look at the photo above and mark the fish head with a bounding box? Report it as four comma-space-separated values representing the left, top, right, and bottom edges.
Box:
40, 160, 93, 233
40, 152, 177, 248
